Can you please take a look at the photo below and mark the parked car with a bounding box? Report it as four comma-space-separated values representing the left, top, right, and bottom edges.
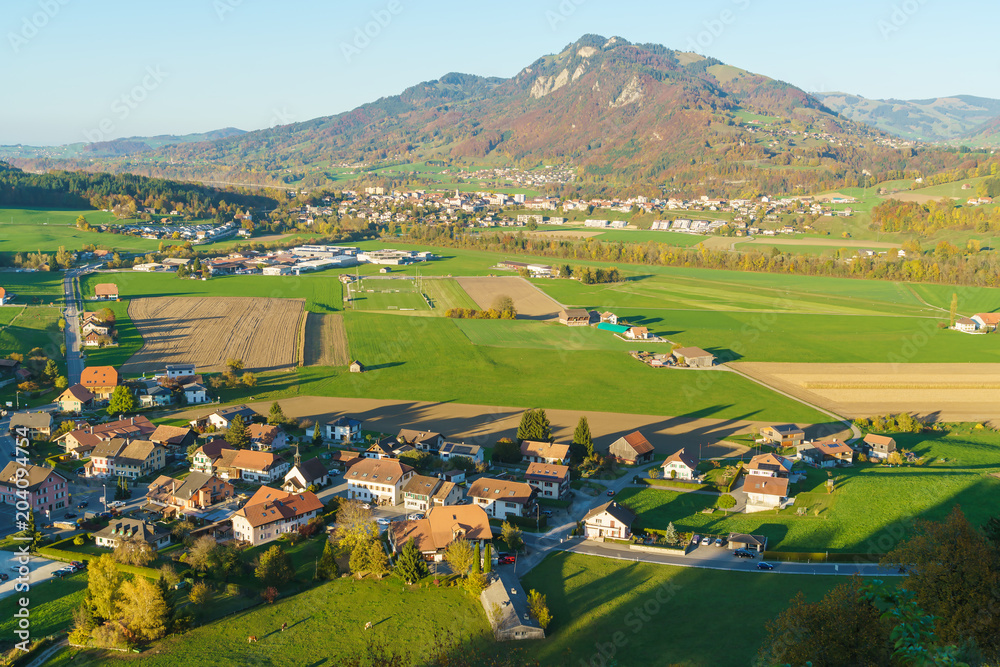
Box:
606, 489, 615, 497
714, 537, 725, 547
360, 503, 371, 510
541, 509, 553, 517
108, 501, 126, 509
700, 536, 712, 546
70, 561, 85, 571
0, 572, 8, 581
757, 562, 775, 570
76, 501, 88, 508
64, 512, 77, 519
733, 549, 755, 559
375, 518, 391, 526
691, 534, 702, 545
498, 554, 516, 565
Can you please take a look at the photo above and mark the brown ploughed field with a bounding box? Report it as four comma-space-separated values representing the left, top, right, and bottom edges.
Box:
456, 276, 564, 321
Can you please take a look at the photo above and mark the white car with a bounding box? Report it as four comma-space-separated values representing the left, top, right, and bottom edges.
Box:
108, 501, 126, 508
375, 518, 391, 526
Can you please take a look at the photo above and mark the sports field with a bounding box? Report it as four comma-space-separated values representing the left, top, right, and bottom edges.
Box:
344, 277, 478, 313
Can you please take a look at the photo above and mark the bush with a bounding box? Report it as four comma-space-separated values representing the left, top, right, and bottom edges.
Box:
73, 535, 85, 546
492, 438, 521, 464
716, 494, 737, 509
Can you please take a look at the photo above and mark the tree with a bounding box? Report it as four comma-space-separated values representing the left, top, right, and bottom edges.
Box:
444, 539, 476, 577
226, 358, 244, 373
241, 372, 257, 388
492, 438, 522, 464
54, 375, 68, 390
268, 401, 287, 426
334, 499, 378, 551
88, 553, 123, 621
255, 544, 294, 586
526, 590, 552, 630
516, 410, 536, 443
491, 295, 517, 319
395, 538, 428, 584
114, 537, 155, 566
186, 535, 220, 573
483, 542, 492, 574
664, 522, 678, 546
473, 542, 481, 574
648, 468, 660, 480
225, 414, 249, 449
757, 577, 890, 667
573, 416, 594, 460
350, 538, 372, 577
949, 292, 958, 327
24, 511, 40, 550
43, 358, 58, 382
107, 385, 136, 415
316, 538, 339, 580
188, 581, 212, 607
983, 514, 1000, 548
501, 521, 523, 553
96, 307, 116, 324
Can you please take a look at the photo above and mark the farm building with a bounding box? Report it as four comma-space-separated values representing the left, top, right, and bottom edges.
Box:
608, 431, 655, 464
0, 287, 10, 304
973, 313, 1000, 331
558, 308, 591, 326
600, 312, 618, 325
350, 360, 365, 373
625, 326, 650, 340
954, 317, 979, 333
863, 434, 897, 459
94, 283, 119, 300
672, 347, 715, 368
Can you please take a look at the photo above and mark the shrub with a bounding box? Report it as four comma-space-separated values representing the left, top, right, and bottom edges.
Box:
716, 494, 737, 509
261, 586, 279, 604
73, 535, 85, 546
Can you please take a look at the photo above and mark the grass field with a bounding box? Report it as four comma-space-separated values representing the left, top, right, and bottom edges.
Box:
521, 552, 843, 667
347, 278, 430, 311
0, 573, 88, 646
594, 230, 710, 245
617, 426, 1000, 553
49, 577, 493, 666
454, 318, 669, 351
0, 207, 165, 254
79, 300, 141, 368
0, 271, 65, 303
0, 305, 64, 360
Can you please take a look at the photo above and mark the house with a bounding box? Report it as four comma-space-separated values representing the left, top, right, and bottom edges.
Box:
438, 469, 466, 485
325, 416, 363, 443
583, 500, 636, 540
57, 416, 156, 455
193, 405, 260, 431
248, 423, 287, 451
625, 326, 650, 340
402, 474, 463, 511
397, 429, 444, 452
146, 472, 234, 515
672, 347, 715, 368
191, 439, 233, 474
558, 308, 591, 326
56, 384, 95, 413
82, 332, 103, 348
760, 424, 805, 447
85, 438, 128, 478
81, 320, 112, 337
148, 425, 196, 457
345, 458, 415, 506
520, 440, 570, 465
80, 366, 119, 401
94, 518, 170, 550
155, 364, 196, 383
389, 504, 492, 562
0, 287, 9, 305
727, 533, 767, 553
744, 476, 790, 511
661, 448, 700, 480
439, 441, 484, 465
94, 283, 119, 300
0, 463, 68, 514
481, 568, 546, 641
363, 440, 396, 460
524, 462, 570, 500
350, 360, 365, 373
600, 312, 618, 325
231, 450, 289, 484
9, 412, 53, 440
329, 450, 362, 471
114, 440, 167, 479
746, 453, 793, 478
282, 449, 330, 492
955, 317, 980, 333
138, 385, 173, 408
863, 434, 897, 460
468, 477, 536, 519
972, 313, 1000, 331
608, 431, 654, 464
230, 486, 323, 545
798, 439, 854, 467
183, 383, 209, 404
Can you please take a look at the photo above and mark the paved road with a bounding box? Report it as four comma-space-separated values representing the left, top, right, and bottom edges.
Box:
61, 268, 86, 385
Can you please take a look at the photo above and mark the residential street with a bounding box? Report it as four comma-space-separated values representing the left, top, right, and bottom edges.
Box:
61, 267, 87, 385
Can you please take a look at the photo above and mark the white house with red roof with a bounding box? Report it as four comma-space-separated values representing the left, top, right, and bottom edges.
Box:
660, 447, 700, 480
230, 486, 323, 545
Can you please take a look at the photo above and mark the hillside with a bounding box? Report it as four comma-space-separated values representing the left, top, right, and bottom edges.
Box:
3, 36, 978, 196
814, 92, 1000, 145
0, 127, 246, 161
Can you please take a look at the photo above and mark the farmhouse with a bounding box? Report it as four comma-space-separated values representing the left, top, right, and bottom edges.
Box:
863, 434, 897, 460
389, 504, 492, 562
798, 439, 854, 467
760, 424, 805, 447
625, 326, 650, 340
230, 486, 323, 546
600, 312, 618, 325
439, 441, 484, 464
229, 450, 289, 484
520, 440, 570, 465
401, 474, 463, 511
56, 384, 95, 413
9, 412, 53, 440
661, 447, 700, 480
608, 431, 654, 464
325, 416, 363, 443
583, 500, 636, 540
80, 366, 120, 401
363, 440, 396, 460
672, 347, 715, 368
744, 476, 790, 511
146, 472, 234, 514
345, 458, 415, 506
94, 283, 119, 300
94, 518, 170, 550
746, 453, 793, 478
955, 317, 979, 333
397, 429, 444, 452
468, 477, 536, 519
973, 313, 1000, 331
524, 462, 570, 500
0, 463, 68, 514
558, 308, 591, 326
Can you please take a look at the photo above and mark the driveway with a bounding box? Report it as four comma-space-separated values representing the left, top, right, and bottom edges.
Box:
0, 552, 73, 601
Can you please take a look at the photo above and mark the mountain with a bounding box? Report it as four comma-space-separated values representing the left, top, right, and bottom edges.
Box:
0, 127, 246, 160
813, 92, 1000, 144
4, 36, 974, 196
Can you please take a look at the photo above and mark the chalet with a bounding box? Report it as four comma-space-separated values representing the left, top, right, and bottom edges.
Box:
558, 308, 591, 326
389, 504, 492, 562
672, 347, 715, 368
81, 320, 112, 337
608, 431, 655, 464
583, 500, 635, 540
94, 518, 170, 550
231, 486, 323, 546
661, 447, 699, 480
148, 424, 196, 456
282, 450, 330, 493
746, 453, 793, 478
401, 474, 463, 512
744, 476, 789, 511
191, 439, 233, 474
439, 441, 484, 465
798, 439, 854, 467
248, 423, 287, 451
192, 404, 260, 431
625, 326, 650, 340
600, 312, 618, 325
520, 440, 570, 465
82, 331, 103, 347
345, 458, 415, 506
863, 434, 897, 460
397, 429, 444, 452
146, 472, 234, 515
760, 424, 805, 447
468, 477, 536, 519
324, 416, 363, 443
9, 412, 53, 440
524, 462, 570, 500
56, 384, 95, 413
183, 383, 209, 404
363, 440, 396, 460
94, 283, 119, 300
80, 366, 119, 401
0, 463, 68, 514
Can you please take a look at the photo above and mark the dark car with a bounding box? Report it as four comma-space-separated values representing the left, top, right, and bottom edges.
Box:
606, 489, 615, 497
76, 501, 88, 508
64, 512, 77, 519
733, 549, 755, 559
70, 561, 86, 571
541, 510, 553, 517
0, 572, 8, 581
498, 554, 516, 565
757, 561, 775, 570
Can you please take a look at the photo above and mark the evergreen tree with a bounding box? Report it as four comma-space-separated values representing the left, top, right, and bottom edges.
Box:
536, 409, 552, 442
473, 542, 481, 574
394, 539, 428, 584
516, 410, 536, 443
665, 522, 678, 545
225, 414, 249, 449
483, 543, 492, 574
365, 539, 391, 579
573, 416, 594, 459
349, 539, 371, 577
317, 538, 339, 580
268, 401, 287, 425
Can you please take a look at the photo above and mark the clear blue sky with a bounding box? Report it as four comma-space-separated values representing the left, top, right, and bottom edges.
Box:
2, 0, 998, 145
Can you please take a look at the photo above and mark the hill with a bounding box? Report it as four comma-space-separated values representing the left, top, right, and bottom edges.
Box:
814, 92, 1000, 145
0, 127, 246, 161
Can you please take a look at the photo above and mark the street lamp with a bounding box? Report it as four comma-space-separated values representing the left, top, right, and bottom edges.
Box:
102, 484, 107, 509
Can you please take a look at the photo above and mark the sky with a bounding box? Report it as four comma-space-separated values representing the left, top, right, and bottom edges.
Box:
2, 0, 998, 145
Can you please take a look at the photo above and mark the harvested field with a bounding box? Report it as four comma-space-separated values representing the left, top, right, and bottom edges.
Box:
885, 192, 957, 204
741, 238, 902, 249
524, 230, 603, 239
304, 313, 350, 367
121, 296, 304, 374
456, 276, 564, 321
732, 362, 1000, 422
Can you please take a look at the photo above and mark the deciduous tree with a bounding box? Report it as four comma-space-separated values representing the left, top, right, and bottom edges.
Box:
255, 544, 294, 586
107, 385, 136, 416
501, 521, 523, 553
444, 539, 475, 577
88, 553, 123, 622
527, 590, 552, 629
334, 499, 378, 551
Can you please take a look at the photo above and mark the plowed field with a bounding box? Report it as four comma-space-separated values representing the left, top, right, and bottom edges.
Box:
303, 313, 350, 367
456, 276, 564, 321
